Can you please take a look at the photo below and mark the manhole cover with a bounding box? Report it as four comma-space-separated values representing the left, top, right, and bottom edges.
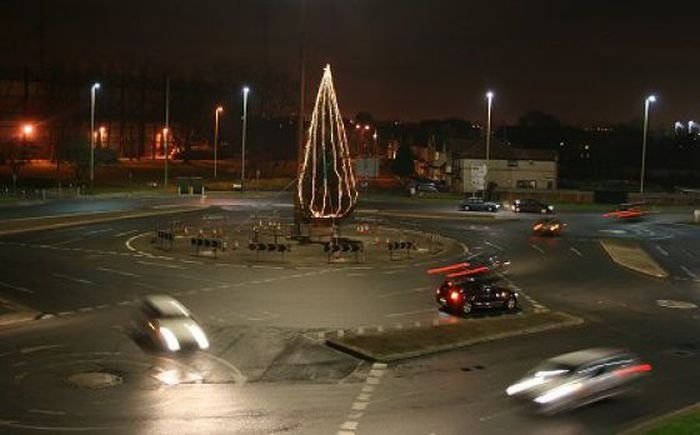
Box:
67, 372, 123, 389
656, 300, 698, 309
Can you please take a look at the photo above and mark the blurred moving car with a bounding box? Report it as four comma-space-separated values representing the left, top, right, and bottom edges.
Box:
506, 348, 651, 414
532, 218, 566, 236
459, 197, 501, 212
603, 202, 648, 221
512, 198, 554, 214
435, 278, 518, 316
138, 295, 209, 352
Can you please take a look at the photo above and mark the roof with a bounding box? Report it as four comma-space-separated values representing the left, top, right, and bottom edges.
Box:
450, 138, 558, 161
549, 348, 625, 367
144, 295, 191, 318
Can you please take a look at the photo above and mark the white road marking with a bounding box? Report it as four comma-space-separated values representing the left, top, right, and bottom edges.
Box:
484, 240, 504, 251
96, 266, 140, 277
57, 311, 75, 316
657, 299, 697, 309
341, 421, 359, 430
51, 237, 82, 246
352, 402, 369, 410
52, 273, 93, 285
680, 265, 698, 279
386, 308, 435, 318
569, 247, 583, 257
79, 307, 94, 312
655, 245, 669, 256
20, 344, 64, 354
530, 244, 545, 254
114, 229, 139, 237
378, 287, 427, 298
0, 280, 33, 294
84, 228, 113, 236
125, 232, 150, 252
136, 261, 184, 270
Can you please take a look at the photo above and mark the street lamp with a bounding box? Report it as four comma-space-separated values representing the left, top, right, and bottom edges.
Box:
241, 86, 250, 186
640, 94, 656, 195
214, 106, 223, 178
484, 91, 494, 197
90, 82, 101, 183
689, 120, 696, 134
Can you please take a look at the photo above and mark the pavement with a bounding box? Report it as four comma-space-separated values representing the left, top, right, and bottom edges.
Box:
600, 239, 669, 278
0, 194, 697, 433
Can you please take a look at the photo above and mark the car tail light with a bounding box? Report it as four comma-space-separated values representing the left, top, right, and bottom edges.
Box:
450, 291, 460, 301
614, 363, 652, 377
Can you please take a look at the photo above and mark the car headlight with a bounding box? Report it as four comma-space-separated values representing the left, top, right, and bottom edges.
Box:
159, 327, 181, 351
506, 377, 545, 396
547, 205, 554, 211
534, 382, 582, 404
186, 323, 209, 350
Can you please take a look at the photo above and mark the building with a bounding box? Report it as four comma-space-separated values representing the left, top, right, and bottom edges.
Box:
451, 141, 558, 193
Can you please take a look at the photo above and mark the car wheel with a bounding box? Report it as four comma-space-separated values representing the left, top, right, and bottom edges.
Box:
463, 205, 470, 211
489, 206, 496, 212
506, 297, 517, 311
462, 301, 473, 315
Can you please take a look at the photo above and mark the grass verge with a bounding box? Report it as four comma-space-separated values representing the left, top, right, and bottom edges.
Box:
327, 311, 582, 362
621, 403, 700, 435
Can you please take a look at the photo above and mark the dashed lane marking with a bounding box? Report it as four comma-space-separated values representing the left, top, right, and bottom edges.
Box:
378, 287, 427, 298
52, 273, 93, 285
136, 261, 184, 269
655, 245, 670, 256
114, 229, 139, 237
96, 266, 140, 277
484, 240, 504, 251
0, 280, 33, 294
681, 265, 698, 279
337, 362, 388, 435
569, 247, 583, 257
530, 244, 545, 254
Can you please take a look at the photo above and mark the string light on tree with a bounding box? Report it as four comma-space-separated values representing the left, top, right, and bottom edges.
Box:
297, 64, 358, 219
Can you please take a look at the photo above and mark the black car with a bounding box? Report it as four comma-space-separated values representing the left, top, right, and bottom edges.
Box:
512, 198, 554, 214
459, 197, 501, 212
435, 279, 518, 316
532, 218, 566, 236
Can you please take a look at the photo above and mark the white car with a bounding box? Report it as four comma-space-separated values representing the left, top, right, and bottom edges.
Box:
506, 348, 651, 414
139, 295, 209, 352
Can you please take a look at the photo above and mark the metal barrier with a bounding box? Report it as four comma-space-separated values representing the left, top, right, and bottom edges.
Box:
191, 237, 226, 257
387, 240, 416, 260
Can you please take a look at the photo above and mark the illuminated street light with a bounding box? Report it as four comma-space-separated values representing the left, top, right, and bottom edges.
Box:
241, 86, 250, 186
689, 120, 696, 134
484, 90, 494, 197
22, 124, 34, 136
90, 82, 101, 183
640, 94, 656, 195
214, 106, 223, 178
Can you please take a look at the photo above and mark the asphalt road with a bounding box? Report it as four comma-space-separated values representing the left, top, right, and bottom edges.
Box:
0, 194, 698, 434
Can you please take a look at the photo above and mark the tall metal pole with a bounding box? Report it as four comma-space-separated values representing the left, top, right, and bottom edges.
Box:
294, 0, 307, 233
90, 83, 100, 183
164, 77, 170, 189
214, 107, 222, 178
484, 91, 494, 197
640, 95, 656, 195
241, 87, 249, 186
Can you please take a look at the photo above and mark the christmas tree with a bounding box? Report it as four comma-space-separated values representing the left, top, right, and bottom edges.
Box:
297, 65, 358, 220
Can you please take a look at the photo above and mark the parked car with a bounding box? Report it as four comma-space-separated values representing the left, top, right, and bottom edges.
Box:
512, 198, 554, 214
435, 279, 518, 316
506, 348, 652, 414
137, 295, 209, 352
532, 218, 566, 236
459, 197, 501, 212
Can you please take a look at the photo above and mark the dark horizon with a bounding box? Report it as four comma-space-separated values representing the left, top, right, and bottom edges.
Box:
1, 0, 698, 126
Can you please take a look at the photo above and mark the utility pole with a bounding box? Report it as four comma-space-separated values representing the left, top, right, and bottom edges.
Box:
164, 76, 170, 189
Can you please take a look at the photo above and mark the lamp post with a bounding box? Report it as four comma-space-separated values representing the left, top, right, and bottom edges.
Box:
90, 82, 100, 183
484, 91, 494, 197
640, 95, 656, 195
214, 106, 223, 178
241, 86, 250, 186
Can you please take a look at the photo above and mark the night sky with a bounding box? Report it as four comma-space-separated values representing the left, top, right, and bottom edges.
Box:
2, 0, 699, 125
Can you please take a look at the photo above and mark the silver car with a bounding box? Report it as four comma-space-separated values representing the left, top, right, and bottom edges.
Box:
506, 348, 651, 414
139, 295, 209, 352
